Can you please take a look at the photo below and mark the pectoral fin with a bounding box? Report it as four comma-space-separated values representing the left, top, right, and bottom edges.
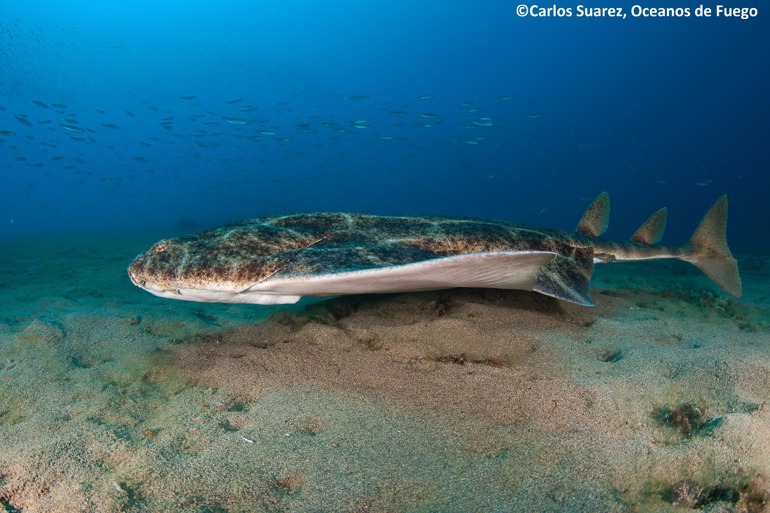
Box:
532, 248, 595, 306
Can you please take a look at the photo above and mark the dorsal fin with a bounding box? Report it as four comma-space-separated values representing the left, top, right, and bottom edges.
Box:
631, 207, 668, 245
576, 192, 610, 237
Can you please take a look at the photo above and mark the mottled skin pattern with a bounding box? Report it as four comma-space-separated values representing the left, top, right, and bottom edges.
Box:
128, 212, 688, 302
128, 193, 742, 307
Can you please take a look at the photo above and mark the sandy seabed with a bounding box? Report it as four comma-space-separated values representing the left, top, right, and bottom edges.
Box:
1, 236, 769, 513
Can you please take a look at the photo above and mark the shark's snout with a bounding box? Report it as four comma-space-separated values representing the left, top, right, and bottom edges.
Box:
127, 239, 182, 292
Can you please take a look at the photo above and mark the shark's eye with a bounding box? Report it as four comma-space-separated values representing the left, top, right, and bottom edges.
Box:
153, 240, 171, 253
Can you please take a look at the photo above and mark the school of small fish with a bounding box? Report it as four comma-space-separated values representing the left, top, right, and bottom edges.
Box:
1, 90, 536, 181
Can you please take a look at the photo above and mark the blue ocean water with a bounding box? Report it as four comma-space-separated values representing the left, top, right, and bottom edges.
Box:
3, 4, 770, 512
2, 1, 767, 251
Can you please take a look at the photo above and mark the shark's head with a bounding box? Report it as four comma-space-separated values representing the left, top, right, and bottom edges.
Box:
127, 219, 331, 304
127, 236, 235, 302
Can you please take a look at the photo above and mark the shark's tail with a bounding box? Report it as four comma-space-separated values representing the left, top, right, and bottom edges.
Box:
682, 195, 742, 297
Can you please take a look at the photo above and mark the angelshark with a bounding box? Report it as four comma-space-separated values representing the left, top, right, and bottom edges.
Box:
128, 193, 741, 307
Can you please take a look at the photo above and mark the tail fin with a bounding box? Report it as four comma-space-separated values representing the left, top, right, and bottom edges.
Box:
683, 195, 742, 297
